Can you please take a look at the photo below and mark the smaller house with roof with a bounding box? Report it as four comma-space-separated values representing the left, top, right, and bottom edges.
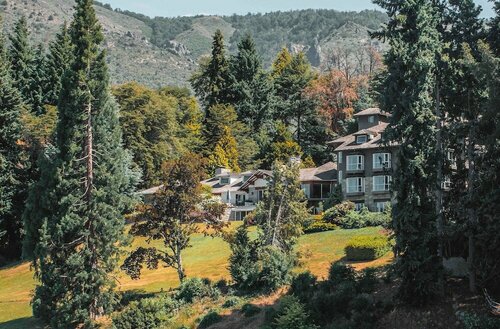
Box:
328, 108, 397, 212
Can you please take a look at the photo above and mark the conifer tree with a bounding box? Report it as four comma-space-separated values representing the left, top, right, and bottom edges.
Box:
271, 47, 293, 78
23, 0, 137, 326
190, 29, 232, 109
0, 17, 26, 260
230, 35, 275, 130
46, 22, 73, 106
373, 0, 443, 305
29, 44, 48, 115
488, 1, 500, 55
8, 16, 34, 109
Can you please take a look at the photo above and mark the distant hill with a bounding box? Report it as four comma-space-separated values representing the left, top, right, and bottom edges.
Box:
0, 0, 388, 87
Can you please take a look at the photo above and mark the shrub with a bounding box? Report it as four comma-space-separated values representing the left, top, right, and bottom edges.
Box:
258, 246, 294, 291
328, 262, 356, 285
176, 277, 217, 303
457, 311, 500, 329
198, 311, 222, 328
241, 303, 261, 317
274, 296, 318, 329
112, 295, 177, 329
344, 235, 390, 261
228, 225, 260, 290
323, 201, 355, 224
290, 272, 318, 303
356, 268, 378, 293
303, 221, 338, 234
222, 296, 241, 308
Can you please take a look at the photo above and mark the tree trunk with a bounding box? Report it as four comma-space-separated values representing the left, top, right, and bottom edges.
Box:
176, 246, 185, 283
435, 81, 445, 294
467, 122, 477, 293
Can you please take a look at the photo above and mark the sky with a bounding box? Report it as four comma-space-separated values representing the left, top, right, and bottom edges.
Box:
103, 0, 495, 18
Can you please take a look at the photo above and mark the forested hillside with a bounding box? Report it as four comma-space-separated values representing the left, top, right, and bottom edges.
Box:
0, 0, 387, 86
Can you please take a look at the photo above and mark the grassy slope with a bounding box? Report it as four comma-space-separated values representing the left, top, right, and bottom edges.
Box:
0, 225, 391, 328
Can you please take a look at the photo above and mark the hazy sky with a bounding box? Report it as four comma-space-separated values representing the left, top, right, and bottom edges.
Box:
103, 0, 495, 18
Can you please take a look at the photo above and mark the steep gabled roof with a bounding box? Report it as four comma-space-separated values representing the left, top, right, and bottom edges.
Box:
353, 107, 391, 117
328, 122, 397, 152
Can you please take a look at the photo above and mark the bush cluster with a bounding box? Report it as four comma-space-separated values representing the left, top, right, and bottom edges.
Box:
457, 311, 500, 329
323, 202, 391, 229
241, 303, 261, 317
229, 226, 294, 292
284, 262, 391, 329
176, 277, 220, 303
112, 294, 178, 329
303, 220, 338, 234
344, 235, 391, 261
198, 311, 222, 328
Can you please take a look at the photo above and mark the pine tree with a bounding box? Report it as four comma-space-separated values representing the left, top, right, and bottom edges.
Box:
190, 29, 232, 109
29, 44, 48, 115
488, 1, 500, 55
46, 22, 73, 106
8, 16, 34, 109
262, 121, 303, 168
373, 0, 443, 305
229, 35, 275, 130
23, 0, 137, 326
271, 47, 293, 78
0, 16, 26, 260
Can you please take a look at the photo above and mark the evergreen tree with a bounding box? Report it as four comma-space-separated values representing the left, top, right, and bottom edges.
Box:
29, 44, 48, 115
373, 0, 443, 305
228, 225, 259, 290
23, 1, 137, 326
46, 22, 73, 106
230, 35, 275, 130
271, 47, 293, 78
0, 17, 26, 261
488, 1, 500, 55
255, 161, 308, 254
8, 16, 34, 110
190, 29, 232, 109
262, 121, 303, 169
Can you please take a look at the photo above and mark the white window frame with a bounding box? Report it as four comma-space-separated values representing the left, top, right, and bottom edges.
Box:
373, 153, 392, 169
347, 155, 364, 171
376, 201, 389, 212
373, 175, 392, 192
220, 177, 230, 185
338, 170, 343, 184
346, 177, 365, 194
338, 151, 343, 164
355, 202, 365, 212
442, 176, 451, 189
356, 135, 367, 144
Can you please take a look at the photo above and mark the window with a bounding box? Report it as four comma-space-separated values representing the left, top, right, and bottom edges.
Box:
368, 115, 375, 123
376, 201, 390, 212
243, 175, 250, 182
373, 153, 392, 169
447, 150, 456, 166
346, 177, 364, 193
347, 155, 364, 171
442, 176, 451, 189
356, 135, 367, 144
355, 202, 365, 212
338, 151, 343, 164
373, 176, 392, 191
257, 190, 264, 201
338, 170, 343, 183
220, 177, 230, 185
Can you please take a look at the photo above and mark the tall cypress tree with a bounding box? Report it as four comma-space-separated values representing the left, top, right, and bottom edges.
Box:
23, 0, 137, 326
46, 22, 73, 106
8, 16, 33, 109
0, 17, 26, 261
373, 0, 443, 305
29, 44, 48, 115
190, 29, 232, 109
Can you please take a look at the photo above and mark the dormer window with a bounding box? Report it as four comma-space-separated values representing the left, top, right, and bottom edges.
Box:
220, 177, 230, 185
356, 135, 367, 144
368, 115, 375, 123
243, 175, 250, 182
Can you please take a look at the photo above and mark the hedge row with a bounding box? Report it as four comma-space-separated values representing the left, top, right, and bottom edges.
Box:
344, 235, 391, 261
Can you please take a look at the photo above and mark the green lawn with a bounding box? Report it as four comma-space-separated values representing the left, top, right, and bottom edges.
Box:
0, 225, 391, 328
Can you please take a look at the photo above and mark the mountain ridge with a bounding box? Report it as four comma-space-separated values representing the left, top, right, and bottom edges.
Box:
1, 0, 388, 87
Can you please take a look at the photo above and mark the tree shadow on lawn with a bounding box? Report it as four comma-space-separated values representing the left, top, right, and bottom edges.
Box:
0, 317, 42, 329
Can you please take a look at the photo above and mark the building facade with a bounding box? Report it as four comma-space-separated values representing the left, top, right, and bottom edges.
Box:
329, 108, 397, 212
